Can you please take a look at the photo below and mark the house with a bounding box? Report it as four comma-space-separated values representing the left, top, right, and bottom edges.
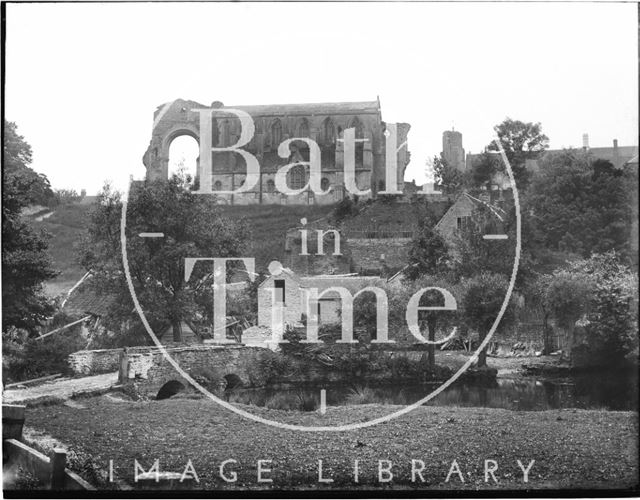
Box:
434, 192, 505, 244
433, 191, 507, 266
257, 268, 383, 328
61, 273, 117, 335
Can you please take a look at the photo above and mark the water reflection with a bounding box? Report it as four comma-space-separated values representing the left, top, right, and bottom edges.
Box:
224, 369, 638, 412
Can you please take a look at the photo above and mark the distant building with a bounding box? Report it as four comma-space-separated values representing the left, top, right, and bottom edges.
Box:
434, 192, 507, 259
442, 130, 465, 171
466, 138, 638, 174
257, 268, 383, 328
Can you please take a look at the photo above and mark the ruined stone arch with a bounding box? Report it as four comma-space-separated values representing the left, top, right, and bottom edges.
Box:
154, 126, 200, 179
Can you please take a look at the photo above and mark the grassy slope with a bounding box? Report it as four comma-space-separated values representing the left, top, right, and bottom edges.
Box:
30, 204, 91, 298
29, 203, 337, 298
218, 204, 335, 272
25, 398, 638, 491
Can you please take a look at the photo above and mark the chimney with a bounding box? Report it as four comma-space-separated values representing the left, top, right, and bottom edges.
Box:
613, 139, 620, 168
582, 133, 589, 149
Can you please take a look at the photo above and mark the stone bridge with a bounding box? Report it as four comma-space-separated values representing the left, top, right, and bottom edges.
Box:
117, 345, 275, 399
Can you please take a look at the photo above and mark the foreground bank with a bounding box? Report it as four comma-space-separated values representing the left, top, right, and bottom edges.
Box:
21, 395, 639, 491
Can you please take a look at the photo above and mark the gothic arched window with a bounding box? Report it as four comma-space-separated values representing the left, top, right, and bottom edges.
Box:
322, 118, 335, 145
270, 119, 283, 149
350, 117, 365, 164
296, 119, 310, 138
289, 165, 307, 190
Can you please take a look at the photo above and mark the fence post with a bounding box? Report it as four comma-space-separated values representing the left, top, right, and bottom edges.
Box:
119, 348, 129, 383
50, 448, 67, 489
2, 404, 26, 440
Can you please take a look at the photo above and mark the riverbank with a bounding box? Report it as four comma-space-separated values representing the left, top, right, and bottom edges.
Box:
23, 394, 638, 491
434, 350, 569, 379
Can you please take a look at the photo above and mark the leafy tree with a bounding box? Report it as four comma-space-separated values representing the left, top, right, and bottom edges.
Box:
3, 121, 55, 209
460, 272, 515, 367
453, 203, 514, 280
406, 210, 449, 281
332, 195, 360, 224
79, 175, 250, 343
53, 188, 81, 206
537, 252, 637, 367
542, 270, 595, 349
487, 118, 549, 189
431, 155, 465, 194
412, 276, 460, 369
527, 150, 632, 259
468, 152, 503, 190
564, 252, 637, 366
2, 121, 58, 334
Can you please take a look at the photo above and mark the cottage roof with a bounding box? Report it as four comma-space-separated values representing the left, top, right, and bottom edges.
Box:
434, 191, 505, 233
62, 274, 117, 317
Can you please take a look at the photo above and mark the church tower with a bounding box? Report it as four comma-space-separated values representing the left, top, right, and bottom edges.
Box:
442, 130, 465, 171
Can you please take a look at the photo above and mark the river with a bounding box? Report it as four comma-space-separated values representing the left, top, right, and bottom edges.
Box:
223, 368, 638, 412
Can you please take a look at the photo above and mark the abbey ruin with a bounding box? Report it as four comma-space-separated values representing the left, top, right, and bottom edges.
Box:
142, 98, 411, 205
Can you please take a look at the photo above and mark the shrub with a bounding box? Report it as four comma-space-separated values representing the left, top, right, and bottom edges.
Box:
263, 392, 318, 411
3, 320, 86, 383
247, 350, 296, 386
345, 385, 377, 405
543, 252, 638, 367
385, 355, 421, 380
188, 367, 223, 391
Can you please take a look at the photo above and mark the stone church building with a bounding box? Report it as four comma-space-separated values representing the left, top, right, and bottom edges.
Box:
143, 98, 410, 205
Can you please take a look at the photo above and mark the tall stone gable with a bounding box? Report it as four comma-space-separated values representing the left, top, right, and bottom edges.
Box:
142, 98, 410, 205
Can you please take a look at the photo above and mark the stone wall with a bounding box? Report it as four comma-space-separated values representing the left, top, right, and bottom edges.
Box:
258, 273, 306, 327
348, 238, 411, 274
68, 349, 122, 375
119, 345, 278, 398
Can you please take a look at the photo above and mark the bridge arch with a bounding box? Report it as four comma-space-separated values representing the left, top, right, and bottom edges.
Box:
223, 373, 244, 390
156, 380, 186, 400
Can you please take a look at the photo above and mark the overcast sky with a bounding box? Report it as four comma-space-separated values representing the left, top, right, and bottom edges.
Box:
5, 2, 638, 194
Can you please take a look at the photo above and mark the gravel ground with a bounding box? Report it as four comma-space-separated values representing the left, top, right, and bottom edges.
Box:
23, 394, 638, 492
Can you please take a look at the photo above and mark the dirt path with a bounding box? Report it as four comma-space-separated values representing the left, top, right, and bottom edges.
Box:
2, 372, 119, 405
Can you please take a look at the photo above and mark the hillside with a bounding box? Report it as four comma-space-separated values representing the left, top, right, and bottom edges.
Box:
27, 203, 336, 298
217, 204, 336, 271
30, 204, 92, 298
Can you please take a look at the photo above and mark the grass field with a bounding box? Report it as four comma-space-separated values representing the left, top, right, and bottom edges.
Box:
218, 204, 336, 271
27, 202, 337, 298
24, 397, 639, 491
30, 204, 92, 297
